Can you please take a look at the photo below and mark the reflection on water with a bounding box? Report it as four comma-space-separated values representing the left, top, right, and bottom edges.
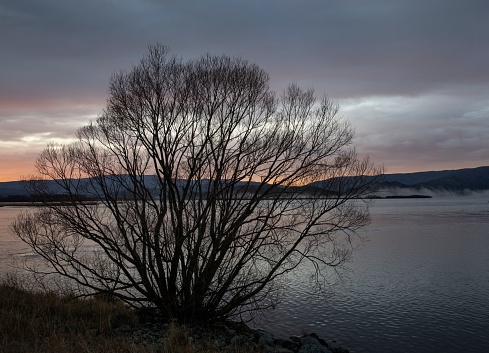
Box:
0, 206, 34, 271
1, 198, 489, 352
254, 198, 489, 353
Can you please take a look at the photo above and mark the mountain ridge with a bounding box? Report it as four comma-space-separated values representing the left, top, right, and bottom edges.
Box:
1, 166, 488, 199
379, 166, 489, 192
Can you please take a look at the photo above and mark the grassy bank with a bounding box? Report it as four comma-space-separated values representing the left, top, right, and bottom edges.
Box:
0, 283, 144, 353
0, 283, 260, 353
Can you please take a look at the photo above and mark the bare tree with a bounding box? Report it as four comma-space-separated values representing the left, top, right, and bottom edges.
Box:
12, 44, 382, 323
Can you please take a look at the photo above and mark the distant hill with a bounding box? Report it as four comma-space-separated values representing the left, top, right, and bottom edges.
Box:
379, 166, 489, 192
0, 181, 30, 198
1, 166, 488, 199
0, 180, 80, 201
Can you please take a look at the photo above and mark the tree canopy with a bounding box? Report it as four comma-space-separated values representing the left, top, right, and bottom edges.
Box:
13, 44, 382, 323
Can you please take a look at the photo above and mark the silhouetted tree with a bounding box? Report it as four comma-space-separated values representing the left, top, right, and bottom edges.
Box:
12, 44, 382, 322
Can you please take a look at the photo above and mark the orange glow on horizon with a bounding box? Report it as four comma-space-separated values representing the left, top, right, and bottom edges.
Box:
0, 157, 486, 183
0, 159, 37, 182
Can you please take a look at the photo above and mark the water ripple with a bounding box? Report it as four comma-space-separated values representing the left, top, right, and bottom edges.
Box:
255, 198, 489, 353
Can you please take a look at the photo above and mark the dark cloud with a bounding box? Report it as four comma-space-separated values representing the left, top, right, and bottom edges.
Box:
1, 0, 488, 180
3, 0, 489, 96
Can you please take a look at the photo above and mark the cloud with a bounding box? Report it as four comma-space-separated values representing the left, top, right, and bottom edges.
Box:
3, 0, 489, 98
0, 0, 488, 180
342, 89, 489, 172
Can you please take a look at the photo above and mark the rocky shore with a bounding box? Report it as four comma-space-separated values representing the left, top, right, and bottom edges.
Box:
115, 311, 351, 353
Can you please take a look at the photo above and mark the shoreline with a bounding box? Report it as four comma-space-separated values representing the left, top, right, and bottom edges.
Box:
125, 311, 351, 353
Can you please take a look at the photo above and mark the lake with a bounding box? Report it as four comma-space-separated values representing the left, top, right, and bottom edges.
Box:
1, 197, 489, 352
256, 196, 489, 352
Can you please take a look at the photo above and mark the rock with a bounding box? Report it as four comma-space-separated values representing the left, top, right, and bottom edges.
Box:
308, 333, 320, 340
300, 335, 322, 347
275, 338, 299, 351
230, 334, 251, 346
258, 331, 275, 346
326, 340, 350, 353
289, 335, 301, 342
299, 335, 333, 353
223, 325, 237, 337
117, 311, 351, 353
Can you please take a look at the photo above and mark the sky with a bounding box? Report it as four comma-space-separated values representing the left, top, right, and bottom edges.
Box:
1, 0, 488, 182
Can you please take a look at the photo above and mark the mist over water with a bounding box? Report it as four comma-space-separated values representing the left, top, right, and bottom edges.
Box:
376, 187, 489, 198
1, 197, 489, 352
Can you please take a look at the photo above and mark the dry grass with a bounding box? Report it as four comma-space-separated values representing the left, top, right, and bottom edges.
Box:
0, 283, 145, 353
0, 282, 262, 353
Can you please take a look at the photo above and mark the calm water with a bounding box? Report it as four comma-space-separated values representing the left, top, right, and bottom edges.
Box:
1, 198, 489, 352
0, 206, 33, 271
256, 197, 489, 352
